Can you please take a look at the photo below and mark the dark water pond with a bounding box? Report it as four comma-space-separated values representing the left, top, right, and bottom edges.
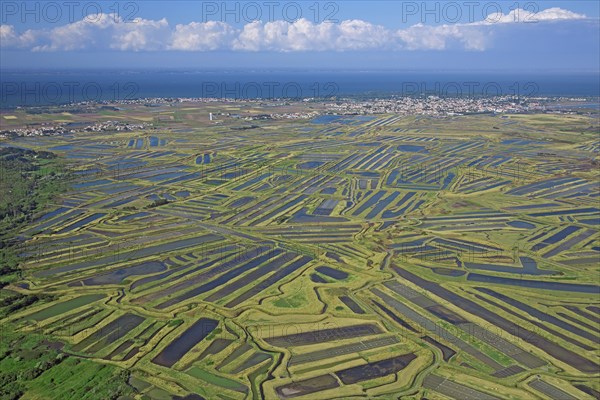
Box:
398, 144, 428, 153
152, 318, 218, 367
316, 266, 348, 280
80, 261, 166, 286
468, 273, 599, 293
507, 221, 536, 229
335, 353, 416, 384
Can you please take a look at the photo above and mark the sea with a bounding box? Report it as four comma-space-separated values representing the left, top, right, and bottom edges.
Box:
1, 70, 599, 108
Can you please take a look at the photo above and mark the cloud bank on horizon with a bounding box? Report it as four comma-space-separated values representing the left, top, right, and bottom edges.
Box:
0, 7, 591, 52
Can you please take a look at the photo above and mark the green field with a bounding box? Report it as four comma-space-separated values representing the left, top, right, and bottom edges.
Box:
0, 100, 599, 399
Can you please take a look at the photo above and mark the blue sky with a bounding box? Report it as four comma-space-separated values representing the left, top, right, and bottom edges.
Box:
106, 1, 600, 27
1, 1, 598, 70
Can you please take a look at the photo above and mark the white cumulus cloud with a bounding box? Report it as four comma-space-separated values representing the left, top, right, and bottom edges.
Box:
395, 7, 587, 51
396, 23, 490, 51
1, 25, 38, 48
481, 7, 586, 24
0, 7, 590, 53
232, 19, 391, 52
169, 21, 237, 51
112, 17, 169, 51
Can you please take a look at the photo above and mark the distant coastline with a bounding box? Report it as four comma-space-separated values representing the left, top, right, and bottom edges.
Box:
1, 70, 599, 108
2, 95, 598, 141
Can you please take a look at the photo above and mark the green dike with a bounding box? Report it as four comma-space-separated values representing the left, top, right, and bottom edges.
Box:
0, 147, 69, 282
23, 294, 106, 321
273, 291, 307, 308
186, 367, 247, 392
23, 357, 132, 400
0, 328, 131, 400
1, 106, 599, 399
